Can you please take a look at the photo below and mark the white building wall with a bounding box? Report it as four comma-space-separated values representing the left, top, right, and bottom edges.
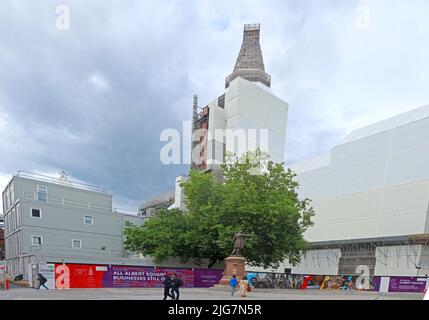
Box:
304, 181, 429, 242
169, 176, 187, 210
175, 76, 289, 209
247, 248, 341, 275
374, 245, 429, 276
205, 77, 288, 165
288, 249, 341, 275
290, 106, 429, 242
419, 245, 429, 276
248, 245, 428, 277
224, 77, 288, 164
207, 99, 226, 166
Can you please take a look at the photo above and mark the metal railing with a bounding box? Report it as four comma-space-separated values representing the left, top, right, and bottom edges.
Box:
17, 171, 107, 193
244, 23, 261, 31
113, 208, 139, 216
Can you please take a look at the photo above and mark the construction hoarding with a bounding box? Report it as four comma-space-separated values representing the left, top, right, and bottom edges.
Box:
54, 263, 222, 289
50, 263, 427, 293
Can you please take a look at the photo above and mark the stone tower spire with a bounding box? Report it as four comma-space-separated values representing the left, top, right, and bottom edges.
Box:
225, 23, 271, 88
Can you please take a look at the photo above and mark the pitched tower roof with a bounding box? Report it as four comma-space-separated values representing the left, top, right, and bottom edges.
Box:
225, 23, 271, 88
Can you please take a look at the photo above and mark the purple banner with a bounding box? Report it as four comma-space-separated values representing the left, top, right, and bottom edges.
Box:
373, 276, 381, 292
388, 277, 428, 293
194, 269, 223, 287
102, 266, 194, 288
54, 262, 429, 292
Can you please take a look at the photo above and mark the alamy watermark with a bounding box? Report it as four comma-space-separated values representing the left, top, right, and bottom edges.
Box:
355, 265, 371, 290
356, 4, 371, 30
56, 4, 71, 30
160, 120, 269, 167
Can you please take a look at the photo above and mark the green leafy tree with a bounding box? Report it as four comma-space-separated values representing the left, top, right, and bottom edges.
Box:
124, 150, 315, 268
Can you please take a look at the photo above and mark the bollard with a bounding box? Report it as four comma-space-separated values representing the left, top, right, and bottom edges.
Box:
5, 278, 9, 290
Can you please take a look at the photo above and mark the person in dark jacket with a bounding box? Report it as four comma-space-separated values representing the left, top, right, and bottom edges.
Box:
37, 273, 49, 290
162, 274, 175, 300
170, 273, 183, 300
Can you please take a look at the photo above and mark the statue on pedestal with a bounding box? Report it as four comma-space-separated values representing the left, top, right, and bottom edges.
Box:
218, 231, 249, 286
232, 231, 246, 256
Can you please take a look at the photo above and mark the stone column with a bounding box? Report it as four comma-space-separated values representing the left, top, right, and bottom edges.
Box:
219, 256, 247, 285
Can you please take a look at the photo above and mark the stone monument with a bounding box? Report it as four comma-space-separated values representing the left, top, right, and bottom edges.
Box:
218, 231, 248, 285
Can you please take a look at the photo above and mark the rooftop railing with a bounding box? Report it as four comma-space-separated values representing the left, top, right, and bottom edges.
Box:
244, 23, 261, 31
16, 171, 107, 194
113, 207, 139, 216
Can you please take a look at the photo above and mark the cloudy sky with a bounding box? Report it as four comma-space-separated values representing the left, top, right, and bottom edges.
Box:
1, 0, 429, 211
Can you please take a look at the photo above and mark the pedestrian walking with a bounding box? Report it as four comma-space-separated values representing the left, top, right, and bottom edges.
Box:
341, 276, 353, 294
170, 273, 183, 300
229, 275, 238, 296
238, 276, 249, 297
37, 273, 49, 290
162, 274, 175, 300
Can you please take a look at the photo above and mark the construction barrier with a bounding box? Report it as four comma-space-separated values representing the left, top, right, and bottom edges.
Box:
33, 262, 429, 293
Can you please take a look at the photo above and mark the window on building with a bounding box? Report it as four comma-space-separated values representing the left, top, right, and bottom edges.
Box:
37, 185, 48, 202
10, 183, 15, 204
217, 94, 225, 109
16, 203, 21, 227
11, 208, 16, 231
9, 183, 14, 205
4, 188, 10, 210
72, 239, 82, 249
32, 236, 42, 246
2, 191, 6, 213
16, 232, 21, 254
3, 213, 8, 235
7, 212, 11, 235
83, 215, 93, 225
31, 208, 41, 218
4, 217, 7, 234
13, 233, 18, 255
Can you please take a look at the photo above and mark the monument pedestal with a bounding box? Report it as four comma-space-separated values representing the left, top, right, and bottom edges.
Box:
219, 255, 247, 286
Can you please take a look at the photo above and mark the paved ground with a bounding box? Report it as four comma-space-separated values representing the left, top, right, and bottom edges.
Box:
0, 287, 424, 300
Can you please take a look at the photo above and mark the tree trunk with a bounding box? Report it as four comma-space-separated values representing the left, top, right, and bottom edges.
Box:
208, 257, 218, 269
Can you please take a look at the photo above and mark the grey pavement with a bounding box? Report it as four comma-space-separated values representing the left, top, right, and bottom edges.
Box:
0, 287, 424, 300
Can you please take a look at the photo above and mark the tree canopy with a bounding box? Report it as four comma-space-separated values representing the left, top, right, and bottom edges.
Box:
124, 151, 315, 269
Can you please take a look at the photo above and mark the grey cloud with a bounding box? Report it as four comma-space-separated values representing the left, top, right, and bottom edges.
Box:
0, 0, 197, 207
1, 0, 429, 210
